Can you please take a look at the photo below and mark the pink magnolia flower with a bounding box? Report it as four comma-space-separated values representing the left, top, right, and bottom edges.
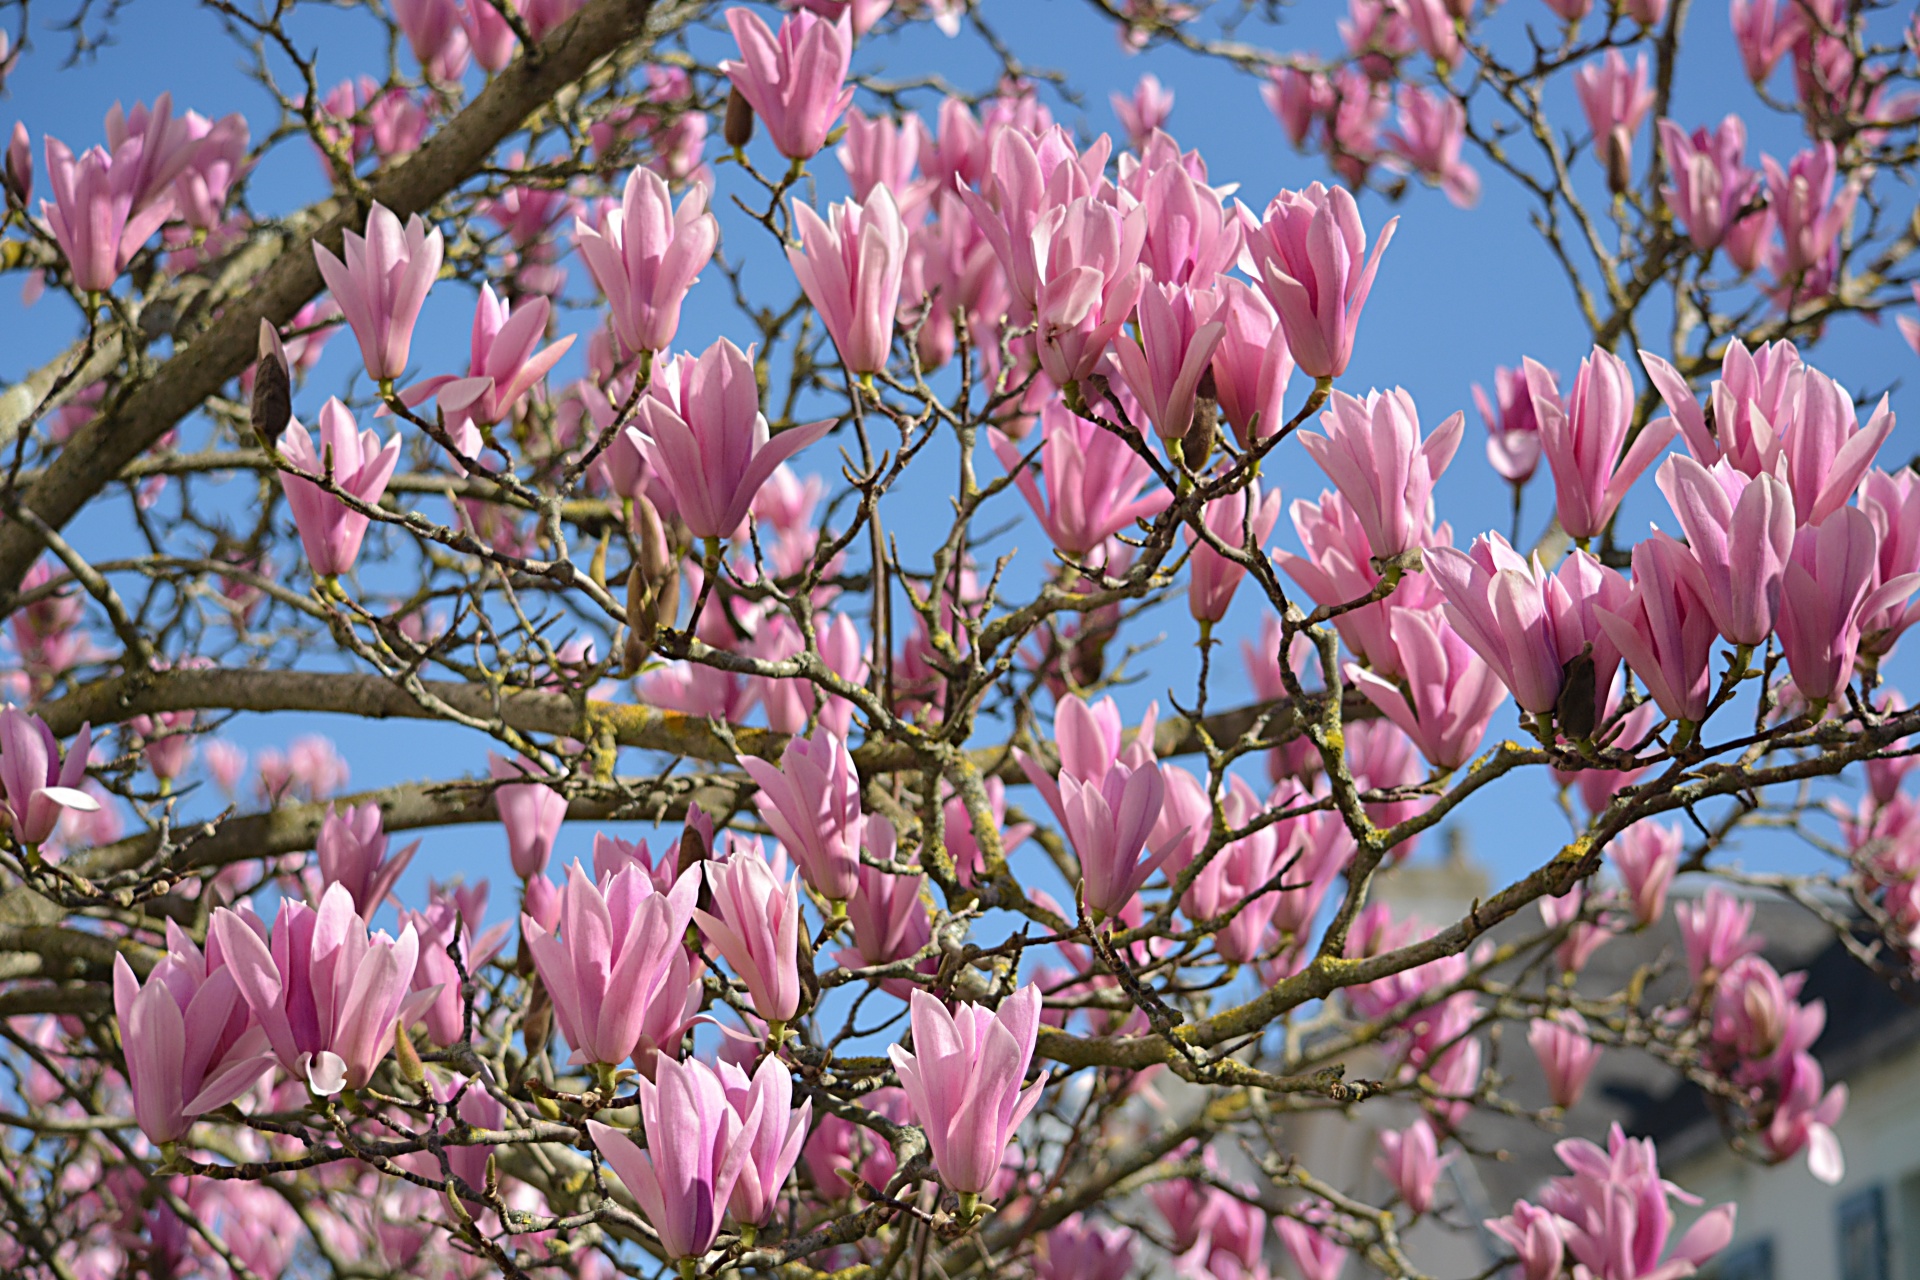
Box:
1247, 181, 1396, 380
957, 125, 1110, 312
1187, 476, 1282, 624
720, 7, 854, 162
1300, 386, 1463, 560
1857, 467, 1920, 657
523, 871, 562, 932
1275, 486, 1451, 679
111, 926, 275, 1145
1112, 281, 1226, 447
1347, 605, 1507, 770
1763, 1050, 1847, 1183
1897, 282, 1920, 356
1112, 74, 1174, 150
392, 0, 470, 80
1487, 1200, 1565, 1280
203, 740, 246, 797
1263, 65, 1336, 148
1596, 534, 1717, 725
1763, 142, 1857, 280
695, 843, 803, 1028
1531, 1125, 1735, 1280
837, 109, 928, 207
1573, 50, 1655, 172
990, 401, 1172, 556
1179, 780, 1289, 962
211, 882, 433, 1095
1638, 339, 1867, 500
1209, 278, 1295, 449
574, 166, 718, 358
1525, 347, 1676, 542
1658, 115, 1755, 254
943, 775, 1034, 887
402, 899, 507, 1047
1404, 0, 1461, 65
522, 860, 703, 1071
1031, 196, 1148, 388
1275, 1214, 1349, 1280
1541, 0, 1593, 20
1779, 507, 1919, 710
1385, 85, 1479, 208
276, 400, 401, 580
1709, 954, 1799, 1060
409, 285, 574, 430
39, 137, 172, 292
593, 832, 678, 895
1610, 820, 1681, 927
1776, 368, 1893, 527
314, 802, 418, 919
1038, 1215, 1136, 1280
888, 985, 1048, 1196
1676, 887, 1761, 984
1058, 757, 1179, 921
312, 203, 443, 383
1428, 533, 1627, 721
1529, 1011, 1601, 1109
0, 709, 98, 846
739, 727, 865, 903
1654, 454, 1794, 648
102, 93, 203, 213
171, 111, 250, 231
587, 1057, 752, 1261
634, 339, 833, 541
1016, 694, 1159, 827
1731, 0, 1795, 85
1376, 1118, 1452, 1214
788, 185, 908, 376
718, 1054, 812, 1227
838, 833, 933, 988
459, 0, 518, 70
488, 753, 567, 880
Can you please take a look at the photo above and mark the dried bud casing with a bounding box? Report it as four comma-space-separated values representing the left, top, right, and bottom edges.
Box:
521, 976, 553, 1060
1556, 646, 1598, 742
724, 85, 756, 150
1177, 398, 1218, 471
251, 319, 293, 448
1605, 126, 1634, 196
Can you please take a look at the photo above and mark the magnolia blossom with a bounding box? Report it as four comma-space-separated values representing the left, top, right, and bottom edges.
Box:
890, 985, 1047, 1196
312, 203, 443, 382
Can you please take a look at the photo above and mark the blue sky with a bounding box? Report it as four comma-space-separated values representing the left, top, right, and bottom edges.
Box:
2, 0, 1916, 945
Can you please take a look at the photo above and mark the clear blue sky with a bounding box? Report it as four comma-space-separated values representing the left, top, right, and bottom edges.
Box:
2, 0, 1914, 940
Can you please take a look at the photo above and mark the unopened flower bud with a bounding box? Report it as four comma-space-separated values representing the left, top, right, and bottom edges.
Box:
394, 1022, 427, 1088
251, 319, 293, 449
1605, 125, 1634, 195
3, 123, 29, 207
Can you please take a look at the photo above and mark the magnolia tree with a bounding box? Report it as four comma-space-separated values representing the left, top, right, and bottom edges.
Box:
0, 0, 1917, 1275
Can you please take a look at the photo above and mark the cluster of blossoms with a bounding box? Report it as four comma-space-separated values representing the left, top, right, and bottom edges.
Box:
1, 0, 1918, 1277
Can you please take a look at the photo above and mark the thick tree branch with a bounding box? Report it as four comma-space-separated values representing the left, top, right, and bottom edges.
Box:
0, 0, 660, 611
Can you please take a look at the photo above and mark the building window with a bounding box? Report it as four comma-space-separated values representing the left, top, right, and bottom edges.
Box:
1899, 1170, 1920, 1280
1707, 1238, 1774, 1280
1841, 1186, 1890, 1280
